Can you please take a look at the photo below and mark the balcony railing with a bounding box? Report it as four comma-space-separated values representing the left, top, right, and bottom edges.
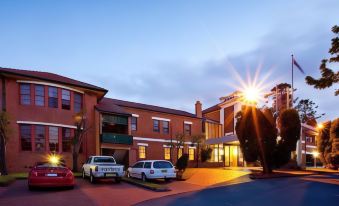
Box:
101, 133, 133, 145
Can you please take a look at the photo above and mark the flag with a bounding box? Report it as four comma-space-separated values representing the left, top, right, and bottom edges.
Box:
293, 57, 305, 74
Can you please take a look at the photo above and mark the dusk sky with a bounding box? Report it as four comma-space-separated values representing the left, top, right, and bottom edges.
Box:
0, 0, 338, 121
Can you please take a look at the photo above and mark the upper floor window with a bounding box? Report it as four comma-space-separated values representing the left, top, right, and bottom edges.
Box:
61, 89, 71, 110
131, 117, 137, 131
35, 125, 45, 152
49, 126, 59, 152
184, 123, 191, 135
35, 85, 45, 106
20, 124, 32, 151
48, 87, 58, 108
74, 93, 82, 113
20, 84, 31, 105
62, 128, 72, 152
153, 120, 160, 132
163, 121, 169, 134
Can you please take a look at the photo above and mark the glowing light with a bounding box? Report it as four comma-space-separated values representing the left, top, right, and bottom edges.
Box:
312, 151, 319, 158
47, 154, 61, 164
241, 86, 260, 104
232, 147, 238, 156
316, 123, 324, 130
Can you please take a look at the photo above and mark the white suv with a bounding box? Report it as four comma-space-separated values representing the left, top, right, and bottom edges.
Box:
127, 160, 176, 182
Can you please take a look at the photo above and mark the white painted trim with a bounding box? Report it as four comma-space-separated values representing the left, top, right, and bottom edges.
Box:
301, 123, 316, 131
133, 136, 192, 144
17, 80, 84, 94
132, 114, 139, 117
306, 145, 317, 148
302, 150, 316, 154
225, 132, 234, 136
17, 121, 77, 129
137, 143, 148, 146
188, 146, 196, 149
184, 121, 193, 125
163, 145, 172, 148
152, 117, 171, 122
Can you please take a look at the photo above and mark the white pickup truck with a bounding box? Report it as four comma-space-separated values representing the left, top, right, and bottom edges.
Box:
82, 156, 125, 183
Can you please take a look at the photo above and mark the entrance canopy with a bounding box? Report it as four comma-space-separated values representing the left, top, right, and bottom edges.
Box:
205, 134, 239, 145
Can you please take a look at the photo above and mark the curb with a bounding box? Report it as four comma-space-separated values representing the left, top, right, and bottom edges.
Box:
122, 177, 171, 192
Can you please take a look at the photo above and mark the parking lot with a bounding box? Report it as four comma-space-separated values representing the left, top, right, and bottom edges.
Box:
0, 168, 251, 206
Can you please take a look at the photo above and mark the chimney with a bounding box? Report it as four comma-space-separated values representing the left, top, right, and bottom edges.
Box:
195, 101, 202, 118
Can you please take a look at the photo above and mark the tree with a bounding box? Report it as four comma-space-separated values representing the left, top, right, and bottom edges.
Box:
294, 99, 324, 125
329, 118, 339, 168
0, 112, 10, 175
306, 25, 339, 96
235, 106, 277, 174
174, 133, 186, 160
275, 109, 301, 167
190, 134, 205, 168
316, 121, 332, 167
72, 111, 90, 172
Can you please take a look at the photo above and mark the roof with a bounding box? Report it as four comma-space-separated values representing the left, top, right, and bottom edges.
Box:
0, 67, 108, 93
205, 135, 239, 145
96, 98, 131, 116
202, 104, 220, 114
98, 97, 199, 118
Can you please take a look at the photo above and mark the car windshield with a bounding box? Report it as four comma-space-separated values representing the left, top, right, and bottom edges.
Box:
93, 157, 115, 163
153, 161, 173, 169
36, 162, 64, 168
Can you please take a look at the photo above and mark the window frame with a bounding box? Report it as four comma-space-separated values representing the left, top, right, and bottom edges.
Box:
20, 124, 32, 151
189, 148, 195, 160
35, 125, 45, 152
62, 128, 72, 152
61, 89, 71, 110
138, 145, 146, 159
48, 87, 58, 108
34, 85, 45, 106
184, 123, 192, 135
153, 120, 160, 132
131, 117, 138, 131
163, 121, 169, 134
49, 126, 59, 152
20, 83, 31, 105
164, 147, 171, 160
74, 92, 83, 113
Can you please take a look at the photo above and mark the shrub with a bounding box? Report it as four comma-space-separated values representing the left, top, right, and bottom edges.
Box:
176, 154, 189, 171
201, 147, 212, 162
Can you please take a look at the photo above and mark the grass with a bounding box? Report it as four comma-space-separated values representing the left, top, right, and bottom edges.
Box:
73, 172, 82, 178
0, 175, 16, 187
10, 172, 28, 179
122, 177, 170, 192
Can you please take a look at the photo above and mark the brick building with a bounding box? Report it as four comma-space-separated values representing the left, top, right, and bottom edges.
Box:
0, 67, 202, 172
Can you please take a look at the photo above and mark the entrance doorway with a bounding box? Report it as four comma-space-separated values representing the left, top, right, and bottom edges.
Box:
229, 146, 238, 167
224, 145, 244, 167
101, 148, 129, 169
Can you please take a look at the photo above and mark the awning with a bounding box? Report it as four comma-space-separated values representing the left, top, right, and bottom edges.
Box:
205, 135, 239, 145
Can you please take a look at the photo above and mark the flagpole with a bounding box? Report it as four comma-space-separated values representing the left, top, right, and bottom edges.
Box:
291, 54, 294, 108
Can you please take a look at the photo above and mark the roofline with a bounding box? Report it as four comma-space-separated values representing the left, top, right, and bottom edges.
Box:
95, 107, 132, 117
0, 69, 108, 94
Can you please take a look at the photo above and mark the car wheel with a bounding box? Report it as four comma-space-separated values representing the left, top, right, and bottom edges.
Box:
141, 173, 147, 182
165, 178, 171, 182
68, 185, 74, 190
115, 177, 121, 183
28, 185, 35, 191
90, 171, 96, 184
82, 170, 86, 179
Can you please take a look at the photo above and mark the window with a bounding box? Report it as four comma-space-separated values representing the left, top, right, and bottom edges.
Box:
61, 89, 71, 110
163, 121, 169, 134
306, 136, 313, 143
164, 147, 171, 160
62, 128, 72, 152
74, 93, 83, 113
48, 87, 58, 108
20, 125, 32, 151
132, 162, 144, 168
49, 126, 59, 152
189, 148, 195, 160
102, 114, 128, 134
153, 120, 160, 132
178, 148, 183, 159
144, 162, 151, 168
35, 85, 44, 106
184, 123, 191, 135
138, 146, 146, 159
131, 117, 137, 131
153, 161, 173, 168
35, 125, 45, 152
20, 84, 31, 105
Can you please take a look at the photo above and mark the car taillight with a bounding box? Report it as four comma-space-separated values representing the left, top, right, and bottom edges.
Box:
95, 166, 98, 172
150, 170, 154, 174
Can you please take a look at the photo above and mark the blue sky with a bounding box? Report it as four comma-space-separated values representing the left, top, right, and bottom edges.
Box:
0, 0, 338, 121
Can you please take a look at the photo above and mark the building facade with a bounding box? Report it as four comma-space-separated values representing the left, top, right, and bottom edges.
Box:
0, 67, 202, 172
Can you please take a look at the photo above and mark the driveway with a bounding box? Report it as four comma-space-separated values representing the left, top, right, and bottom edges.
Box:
136, 174, 339, 206
0, 168, 251, 206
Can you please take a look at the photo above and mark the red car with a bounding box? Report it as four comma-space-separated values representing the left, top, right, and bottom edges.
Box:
28, 161, 75, 190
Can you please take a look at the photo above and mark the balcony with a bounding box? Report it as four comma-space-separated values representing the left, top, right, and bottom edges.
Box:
101, 133, 133, 145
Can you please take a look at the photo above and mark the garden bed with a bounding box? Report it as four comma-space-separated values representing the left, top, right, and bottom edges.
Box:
122, 177, 170, 192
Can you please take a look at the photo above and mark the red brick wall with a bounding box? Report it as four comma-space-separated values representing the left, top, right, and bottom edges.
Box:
204, 110, 220, 122
4, 76, 98, 172
224, 106, 234, 134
